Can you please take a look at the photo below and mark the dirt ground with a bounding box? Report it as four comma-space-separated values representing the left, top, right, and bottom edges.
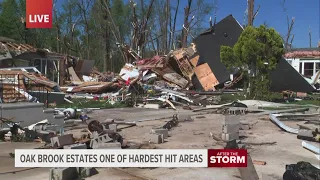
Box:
0, 107, 319, 180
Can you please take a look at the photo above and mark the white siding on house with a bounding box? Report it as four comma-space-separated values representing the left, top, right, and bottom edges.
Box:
285, 58, 320, 77
286, 58, 300, 72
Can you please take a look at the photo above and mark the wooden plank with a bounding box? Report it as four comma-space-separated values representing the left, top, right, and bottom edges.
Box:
190, 55, 199, 67
173, 50, 184, 60
162, 73, 189, 88
136, 64, 165, 68
68, 67, 81, 82
19, 44, 31, 51
194, 63, 219, 91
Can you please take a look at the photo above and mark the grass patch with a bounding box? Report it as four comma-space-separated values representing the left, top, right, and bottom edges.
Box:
260, 106, 298, 110
220, 93, 247, 103
220, 92, 320, 107
289, 100, 320, 106
55, 98, 128, 109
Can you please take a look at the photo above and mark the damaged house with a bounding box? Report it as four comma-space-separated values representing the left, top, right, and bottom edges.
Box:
192, 15, 316, 93
284, 48, 320, 89
0, 37, 95, 86
0, 37, 97, 104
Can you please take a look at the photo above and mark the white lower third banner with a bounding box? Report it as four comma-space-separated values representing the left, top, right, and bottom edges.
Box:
15, 149, 208, 167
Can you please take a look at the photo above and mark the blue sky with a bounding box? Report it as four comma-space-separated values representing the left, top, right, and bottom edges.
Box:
174, 0, 319, 48
54, 0, 319, 48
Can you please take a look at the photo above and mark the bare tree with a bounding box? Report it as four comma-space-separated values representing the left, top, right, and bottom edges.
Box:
281, 0, 295, 51
309, 27, 312, 48
181, 0, 192, 48
247, 0, 260, 26
130, 0, 155, 58
100, 0, 128, 64
171, 0, 180, 50
77, 0, 93, 59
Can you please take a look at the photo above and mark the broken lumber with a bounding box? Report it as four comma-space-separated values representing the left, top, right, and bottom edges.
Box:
253, 160, 266, 165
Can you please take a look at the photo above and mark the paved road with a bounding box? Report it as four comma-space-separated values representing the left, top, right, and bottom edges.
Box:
90, 107, 205, 122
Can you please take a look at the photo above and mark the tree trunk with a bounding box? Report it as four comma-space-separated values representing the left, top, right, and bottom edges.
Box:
182, 0, 192, 48
171, 0, 180, 50
248, 0, 254, 26
164, 0, 169, 53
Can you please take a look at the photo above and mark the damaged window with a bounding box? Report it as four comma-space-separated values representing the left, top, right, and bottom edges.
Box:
316, 62, 320, 72
299, 62, 303, 73
303, 62, 314, 77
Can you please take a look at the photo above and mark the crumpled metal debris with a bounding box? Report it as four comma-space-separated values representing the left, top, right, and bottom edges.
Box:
269, 114, 299, 134
163, 114, 179, 130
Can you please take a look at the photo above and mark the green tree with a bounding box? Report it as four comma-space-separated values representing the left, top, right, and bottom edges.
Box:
0, 0, 25, 42
220, 25, 284, 100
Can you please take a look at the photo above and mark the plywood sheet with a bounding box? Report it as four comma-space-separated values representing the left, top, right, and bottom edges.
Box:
190, 55, 199, 67
162, 73, 188, 88
194, 63, 219, 91
68, 67, 81, 82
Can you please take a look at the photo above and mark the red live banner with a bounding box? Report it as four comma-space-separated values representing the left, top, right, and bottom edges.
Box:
26, 0, 52, 28
208, 149, 247, 167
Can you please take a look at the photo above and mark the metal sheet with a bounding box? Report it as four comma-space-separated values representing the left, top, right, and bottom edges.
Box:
68, 67, 81, 81
269, 114, 299, 134
194, 63, 219, 91
119, 63, 140, 81
302, 141, 320, 154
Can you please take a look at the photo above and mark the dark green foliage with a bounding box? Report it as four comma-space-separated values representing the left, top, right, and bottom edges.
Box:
220, 25, 285, 100
55, 98, 128, 109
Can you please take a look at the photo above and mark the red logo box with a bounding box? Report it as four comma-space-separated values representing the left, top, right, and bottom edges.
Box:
208, 149, 247, 167
26, 0, 52, 28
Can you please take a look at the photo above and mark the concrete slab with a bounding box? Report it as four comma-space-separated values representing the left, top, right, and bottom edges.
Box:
150, 134, 164, 144
50, 134, 74, 147
150, 128, 169, 138
221, 132, 240, 141
0, 108, 318, 180
49, 167, 78, 180
94, 142, 122, 149
90, 134, 113, 149
63, 143, 87, 149
108, 124, 117, 132
222, 124, 240, 133
240, 124, 250, 130
0, 142, 44, 174
222, 115, 240, 125
89, 107, 201, 122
